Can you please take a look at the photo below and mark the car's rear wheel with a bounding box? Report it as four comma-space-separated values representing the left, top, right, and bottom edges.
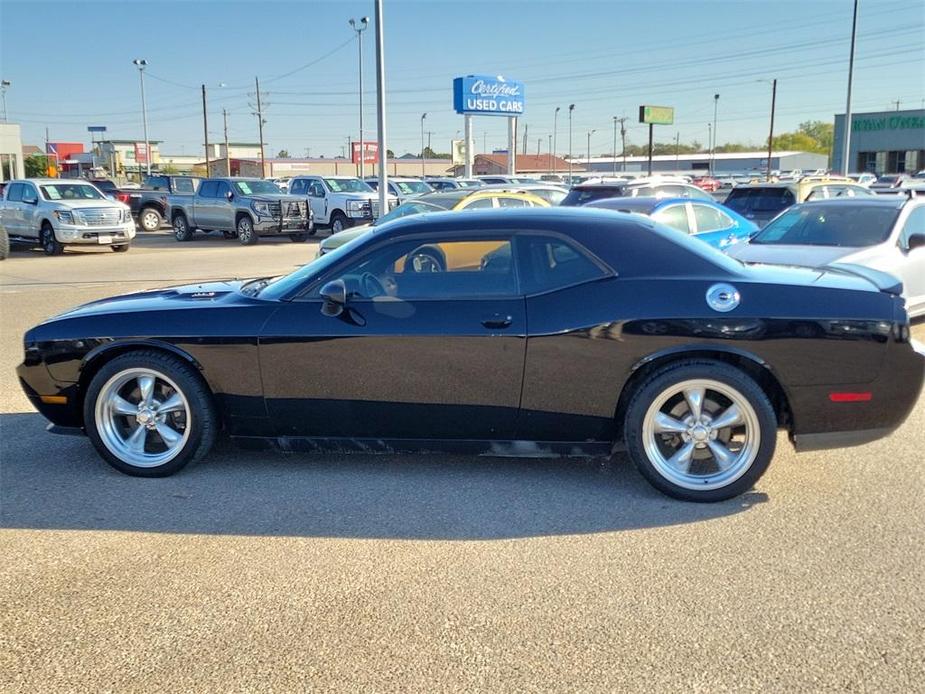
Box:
173, 213, 193, 241
41, 223, 63, 256
237, 215, 258, 245
289, 232, 309, 242
330, 211, 349, 233
139, 207, 162, 232
84, 351, 217, 477
624, 360, 776, 502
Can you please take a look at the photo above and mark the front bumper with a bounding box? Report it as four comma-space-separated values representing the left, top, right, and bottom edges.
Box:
55, 222, 136, 245
253, 216, 313, 234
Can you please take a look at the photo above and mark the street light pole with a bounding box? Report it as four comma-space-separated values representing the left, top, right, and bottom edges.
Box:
841, 0, 859, 176
0, 80, 11, 122
587, 129, 596, 171
132, 59, 151, 176
374, 0, 388, 215
612, 117, 618, 176
223, 108, 231, 176
255, 76, 266, 178
349, 16, 369, 179
201, 84, 210, 176
420, 112, 427, 177
766, 78, 777, 180
553, 106, 560, 176
711, 93, 719, 175
568, 104, 574, 182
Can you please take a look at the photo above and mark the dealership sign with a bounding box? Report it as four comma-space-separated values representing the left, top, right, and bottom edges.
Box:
351, 141, 379, 164
852, 115, 924, 132
453, 75, 525, 116
134, 142, 149, 165
639, 105, 675, 125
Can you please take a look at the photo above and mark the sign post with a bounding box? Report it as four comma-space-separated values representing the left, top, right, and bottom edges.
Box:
639, 105, 674, 176
453, 74, 525, 177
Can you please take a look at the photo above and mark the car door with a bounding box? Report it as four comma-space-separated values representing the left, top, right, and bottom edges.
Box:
307, 179, 327, 222
19, 182, 41, 238
211, 180, 234, 230
191, 180, 216, 228
258, 233, 526, 440
2, 182, 23, 236
894, 206, 925, 313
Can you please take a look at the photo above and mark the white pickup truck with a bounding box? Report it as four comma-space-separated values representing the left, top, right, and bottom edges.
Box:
287, 175, 398, 232
0, 178, 135, 255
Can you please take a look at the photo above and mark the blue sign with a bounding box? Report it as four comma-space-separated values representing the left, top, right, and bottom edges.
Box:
453, 75, 525, 116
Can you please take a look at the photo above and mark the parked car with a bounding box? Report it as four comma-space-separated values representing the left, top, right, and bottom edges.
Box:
561, 181, 713, 206
0, 178, 135, 255
847, 172, 878, 187
287, 175, 398, 232
315, 188, 550, 255
0, 220, 8, 259
18, 208, 924, 502
364, 176, 435, 203
726, 197, 925, 317
425, 177, 483, 191
692, 176, 722, 193
476, 182, 569, 206
586, 197, 757, 249
871, 174, 912, 190
168, 177, 312, 245
112, 175, 201, 232
723, 178, 875, 227
476, 175, 540, 185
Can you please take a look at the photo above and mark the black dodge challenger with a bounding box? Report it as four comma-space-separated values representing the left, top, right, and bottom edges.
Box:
17, 208, 925, 501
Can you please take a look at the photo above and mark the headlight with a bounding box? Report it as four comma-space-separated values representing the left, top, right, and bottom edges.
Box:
53, 210, 76, 224
298, 201, 307, 216
388, 199, 399, 209
120, 208, 132, 223
346, 200, 364, 212
252, 201, 271, 216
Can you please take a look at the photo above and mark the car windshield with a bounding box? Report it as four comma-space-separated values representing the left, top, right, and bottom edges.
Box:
457, 179, 482, 188
372, 200, 444, 226
40, 184, 106, 200
233, 180, 281, 195
324, 178, 374, 193
393, 180, 433, 194
750, 204, 899, 247
257, 227, 376, 300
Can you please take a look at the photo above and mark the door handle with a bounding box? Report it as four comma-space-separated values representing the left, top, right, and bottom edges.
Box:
482, 315, 513, 329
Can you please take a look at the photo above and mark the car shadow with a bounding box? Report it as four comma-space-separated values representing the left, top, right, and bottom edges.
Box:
0, 412, 767, 540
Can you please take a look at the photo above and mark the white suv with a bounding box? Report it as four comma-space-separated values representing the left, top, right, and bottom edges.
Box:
0, 178, 135, 255
288, 175, 398, 232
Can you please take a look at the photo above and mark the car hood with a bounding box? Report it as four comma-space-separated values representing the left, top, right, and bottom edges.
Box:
44, 280, 249, 321
319, 224, 372, 250
726, 243, 859, 267
249, 194, 305, 202
50, 199, 128, 210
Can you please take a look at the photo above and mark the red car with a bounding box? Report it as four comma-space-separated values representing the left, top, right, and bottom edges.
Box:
693, 176, 721, 192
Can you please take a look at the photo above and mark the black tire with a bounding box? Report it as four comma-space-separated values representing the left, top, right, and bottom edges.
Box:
623, 360, 777, 502
0, 225, 9, 260
289, 232, 309, 242
111, 244, 131, 253
222, 230, 237, 240
40, 223, 64, 256
139, 207, 163, 232
329, 211, 349, 234
237, 215, 258, 245
83, 350, 218, 477
173, 213, 193, 241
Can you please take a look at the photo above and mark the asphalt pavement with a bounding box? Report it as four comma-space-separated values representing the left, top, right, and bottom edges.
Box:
1, 231, 923, 692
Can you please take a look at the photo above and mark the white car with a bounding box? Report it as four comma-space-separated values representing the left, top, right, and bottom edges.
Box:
287, 175, 398, 233
0, 178, 135, 255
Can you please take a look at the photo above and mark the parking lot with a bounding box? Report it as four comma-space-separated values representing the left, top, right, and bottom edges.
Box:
1, 232, 923, 692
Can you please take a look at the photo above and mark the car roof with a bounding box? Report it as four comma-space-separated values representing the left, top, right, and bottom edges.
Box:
797, 196, 911, 209
15, 178, 94, 184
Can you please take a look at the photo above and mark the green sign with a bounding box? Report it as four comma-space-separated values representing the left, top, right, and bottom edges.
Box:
639, 105, 674, 125
852, 115, 925, 132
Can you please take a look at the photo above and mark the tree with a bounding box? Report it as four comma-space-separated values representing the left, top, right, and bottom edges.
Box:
276, 149, 290, 158
160, 164, 179, 174
770, 121, 833, 156
25, 154, 50, 178
386, 149, 395, 158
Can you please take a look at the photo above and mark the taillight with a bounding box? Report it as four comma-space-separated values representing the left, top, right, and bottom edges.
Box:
117, 193, 131, 204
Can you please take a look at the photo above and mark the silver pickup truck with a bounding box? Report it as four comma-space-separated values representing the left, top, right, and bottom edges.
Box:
168, 177, 313, 245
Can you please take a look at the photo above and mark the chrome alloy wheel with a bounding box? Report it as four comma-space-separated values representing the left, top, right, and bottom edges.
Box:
641, 378, 760, 491
141, 209, 160, 231
94, 367, 191, 468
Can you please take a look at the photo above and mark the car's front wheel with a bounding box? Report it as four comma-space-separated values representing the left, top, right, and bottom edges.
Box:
173, 213, 193, 241
84, 351, 217, 477
41, 223, 63, 256
330, 211, 349, 233
139, 207, 162, 232
237, 215, 258, 245
624, 360, 776, 502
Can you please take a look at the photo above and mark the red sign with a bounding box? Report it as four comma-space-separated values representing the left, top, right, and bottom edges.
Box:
134, 142, 149, 165
351, 141, 379, 164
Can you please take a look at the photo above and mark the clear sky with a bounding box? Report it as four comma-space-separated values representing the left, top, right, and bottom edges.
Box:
1, 0, 923, 159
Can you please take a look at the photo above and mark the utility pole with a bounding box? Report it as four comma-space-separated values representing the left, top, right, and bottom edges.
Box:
349, 16, 369, 178
255, 76, 266, 177
617, 117, 627, 172
766, 78, 777, 181
612, 117, 618, 176
223, 108, 231, 176
0, 80, 10, 122
711, 93, 720, 175
568, 104, 575, 182
547, 134, 552, 173
840, 0, 859, 175
553, 106, 560, 176
420, 113, 427, 176
537, 138, 541, 156
587, 129, 596, 171
132, 59, 151, 176
201, 84, 210, 176
675, 131, 680, 167
374, 0, 388, 214
891, 99, 901, 111
523, 122, 528, 155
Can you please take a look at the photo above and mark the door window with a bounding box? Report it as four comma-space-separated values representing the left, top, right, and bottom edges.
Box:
289, 179, 306, 195
214, 181, 231, 199
900, 207, 925, 249
322, 237, 517, 300
460, 197, 493, 210
5, 183, 22, 202
497, 196, 529, 208
653, 204, 691, 233
516, 235, 608, 295
20, 183, 38, 203
198, 181, 217, 198
308, 181, 325, 197
691, 204, 734, 233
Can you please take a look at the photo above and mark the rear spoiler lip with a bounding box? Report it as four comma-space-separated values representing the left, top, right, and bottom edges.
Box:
824, 262, 904, 296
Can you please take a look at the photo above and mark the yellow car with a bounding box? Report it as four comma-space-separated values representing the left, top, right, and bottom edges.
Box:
316, 189, 550, 256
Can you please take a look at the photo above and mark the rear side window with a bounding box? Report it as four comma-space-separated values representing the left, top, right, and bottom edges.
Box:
516, 235, 608, 294
173, 178, 196, 194
691, 204, 733, 233
899, 206, 925, 248
497, 197, 529, 208
461, 197, 493, 210
145, 176, 169, 190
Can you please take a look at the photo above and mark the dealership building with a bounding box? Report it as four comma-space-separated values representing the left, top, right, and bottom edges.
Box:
832, 108, 925, 174
578, 150, 827, 175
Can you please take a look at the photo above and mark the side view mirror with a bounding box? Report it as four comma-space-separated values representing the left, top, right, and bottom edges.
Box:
907, 232, 925, 251
320, 279, 347, 317
22, 195, 38, 205
225, 190, 234, 201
